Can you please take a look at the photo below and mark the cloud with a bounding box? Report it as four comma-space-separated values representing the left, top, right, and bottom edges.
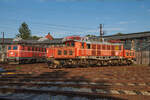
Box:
140, 4, 145, 8
148, 9, 150, 12
38, 0, 105, 2
119, 21, 129, 25
105, 27, 124, 31
119, 21, 136, 25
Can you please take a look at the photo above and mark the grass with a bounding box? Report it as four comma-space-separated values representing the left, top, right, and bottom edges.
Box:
16, 66, 21, 70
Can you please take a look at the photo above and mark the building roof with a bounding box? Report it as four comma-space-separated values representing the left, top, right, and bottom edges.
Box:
89, 31, 150, 40
0, 31, 150, 45
0, 38, 13, 44
40, 38, 63, 44
45, 33, 54, 40
103, 31, 150, 40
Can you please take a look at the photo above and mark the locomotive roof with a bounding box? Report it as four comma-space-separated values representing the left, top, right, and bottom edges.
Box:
81, 41, 122, 45
67, 40, 123, 45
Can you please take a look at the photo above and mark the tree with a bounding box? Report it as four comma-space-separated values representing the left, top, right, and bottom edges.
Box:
86, 34, 96, 37
31, 35, 42, 40
17, 22, 31, 39
114, 32, 123, 36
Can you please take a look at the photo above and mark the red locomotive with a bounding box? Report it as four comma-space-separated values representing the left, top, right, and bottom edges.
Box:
46, 36, 135, 68
7, 44, 46, 64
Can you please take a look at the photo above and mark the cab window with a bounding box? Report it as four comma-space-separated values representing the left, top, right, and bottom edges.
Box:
13, 46, 18, 50
58, 50, 62, 55
66, 42, 70, 46
71, 42, 75, 46
87, 44, 91, 49
69, 50, 73, 55
8, 46, 11, 50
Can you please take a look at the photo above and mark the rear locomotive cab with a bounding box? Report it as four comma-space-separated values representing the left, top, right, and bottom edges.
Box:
7, 45, 20, 64
123, 49, 136, 65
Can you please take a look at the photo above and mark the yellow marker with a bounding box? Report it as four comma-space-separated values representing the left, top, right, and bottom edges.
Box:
2, 72, 15, 75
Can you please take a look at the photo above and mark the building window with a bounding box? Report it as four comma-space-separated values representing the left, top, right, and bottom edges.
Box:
13, 46, 18, 50
58, 50, 62, 55
64, 50, 67, 55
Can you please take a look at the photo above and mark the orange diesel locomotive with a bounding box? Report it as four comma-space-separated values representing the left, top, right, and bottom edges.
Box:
7, 45, 46, 64
46, 36, 135, 68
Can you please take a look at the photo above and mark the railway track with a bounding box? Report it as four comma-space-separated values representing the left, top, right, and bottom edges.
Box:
1, 64, 150, 100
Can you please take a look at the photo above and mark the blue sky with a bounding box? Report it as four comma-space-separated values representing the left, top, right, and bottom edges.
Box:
0, 0, 150, 38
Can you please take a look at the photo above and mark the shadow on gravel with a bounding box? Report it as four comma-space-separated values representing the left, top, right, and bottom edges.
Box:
29, 69, 127, 100
0, 67, 127, 100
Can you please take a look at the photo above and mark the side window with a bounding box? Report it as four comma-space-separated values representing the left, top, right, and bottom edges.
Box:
69, 50, 73, 55
32, 47, 34, 51
58, 50, 62, 55
13, 46, 18, 50
102, 45, 105, 50
112, 45, 115, 50
8, 46, 11, 50
132, 52, 134, 56
22, 46, 24, 50
82, 43, 84, 48
28, 47, 30, 51
97, 45, 101, 49
87, 44, 91, 49
126, 52, 129, 56
92, 44, 96, 49
64, 50, 67, 55
119, 45, 122, 50
107, 45, 110, 50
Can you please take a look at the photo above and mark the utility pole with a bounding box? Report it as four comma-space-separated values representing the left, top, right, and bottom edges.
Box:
1, 32, 5, 62
2, 32, 4, 46
100, 24, 103, 42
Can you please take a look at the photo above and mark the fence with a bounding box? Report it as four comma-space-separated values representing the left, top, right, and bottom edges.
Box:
135, 50, 150, 65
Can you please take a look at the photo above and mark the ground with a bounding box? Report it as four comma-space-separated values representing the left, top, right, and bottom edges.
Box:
0, 63, 150, 100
